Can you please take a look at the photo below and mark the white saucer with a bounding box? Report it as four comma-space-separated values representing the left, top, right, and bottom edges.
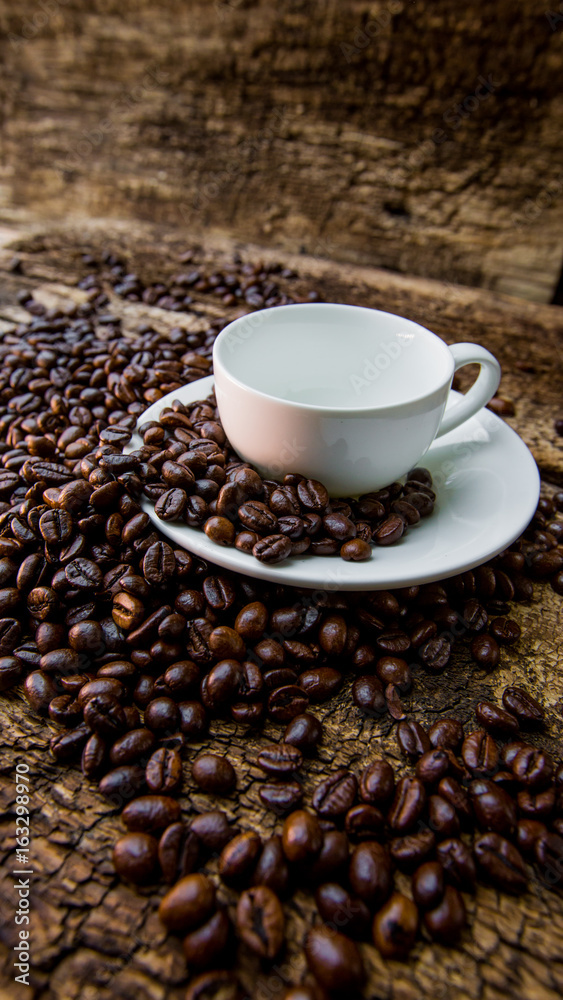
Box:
128, 376, 540, 591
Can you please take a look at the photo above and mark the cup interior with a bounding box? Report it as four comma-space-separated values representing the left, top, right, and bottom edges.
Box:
214, 304, 453, 409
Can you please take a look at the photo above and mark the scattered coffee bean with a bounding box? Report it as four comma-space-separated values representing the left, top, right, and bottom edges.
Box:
372, 892, 419, 958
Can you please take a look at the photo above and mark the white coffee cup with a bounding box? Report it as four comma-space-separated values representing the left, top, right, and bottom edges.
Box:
212, 303, 501, 496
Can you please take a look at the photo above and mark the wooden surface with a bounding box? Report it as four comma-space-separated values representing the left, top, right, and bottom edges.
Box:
0, 220, 562, 1000
1, 1, 563, 302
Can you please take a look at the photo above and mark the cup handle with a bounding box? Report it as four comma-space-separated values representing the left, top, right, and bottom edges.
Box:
436, 342, 501, 438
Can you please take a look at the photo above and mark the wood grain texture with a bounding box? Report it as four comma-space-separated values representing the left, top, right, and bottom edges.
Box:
0, 220, 562, 1000
0, 1, 562, 301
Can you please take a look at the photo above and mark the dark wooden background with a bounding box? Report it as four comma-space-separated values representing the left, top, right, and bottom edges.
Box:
0, 1, 562, 302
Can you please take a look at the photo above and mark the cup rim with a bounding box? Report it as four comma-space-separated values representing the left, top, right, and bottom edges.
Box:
213, 302, 455, 414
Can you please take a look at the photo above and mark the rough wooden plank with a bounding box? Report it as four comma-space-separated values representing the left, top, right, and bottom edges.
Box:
0, 223, 562, 1000
0, 2, 562, 301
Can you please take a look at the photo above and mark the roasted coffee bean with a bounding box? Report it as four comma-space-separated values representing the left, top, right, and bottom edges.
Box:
312, 770, 358, 818
376, 655, 411, 692
268, 685, 309, 722
81, 732, 107, 778
142, 540, 176, 585
305, 926, 364, 993
389, 830, 435, 872
192, 753, 236, 795
511, 746, 553, 790
202, 575, 236, 611
184, 971, 240, 1000
436, 838, 476, 891
352, 675, 386, 716
437, 776, 472, 825
144, 697, 180, 733
534, 831, 563, 882
283, 713, 323, 753
418, 636, 451, 671
373, 515, 405, 545
253, 533, 293, 563
500, 740, 530, 768
182, 909, 231, 971
259, 781, 304, 815
462, 598, 488, 632
376, 630, 411, 655
251, 835, 290, 896
341, 538, 372, 561
315, 882, 371, 941
282, 810, 323, 862
41, 647, 84, 677
234, 601, 268, 642
296, 479, 329, 512
388, 777, 426, 833
349, 841, 392, 906
48, 694, 83, 727
113, 832, 159, 884
112, 591, 145, 630
469, 778, 517, 835
428, 717, 464, 751
204, 515, 236, 546
359, 760, 395, 807
0, 655, 24, 692
65, 558, 102, 591
299, 666, 342, 702
475, 700, 519, 737
412, 861, 444, 910
517, 786, 555, 820
164, 660, 200, 697
317, 613, 347, 656
84, 694, 127, 739
462, 730, 499, 776
396, 720, 431, 759
517, 819, 548, 856
159, 822, 200, 883
423, 885, 466, 944
236, 885, 285, 960
122, 794, 181, 833
146, 747, 182, 793
322, 512, 356, 541
155, 487, 187, 521
474, 833, 527, 893
188, 810, 234, 856
502, 686, 544, 726
415, 749, 451, 785
50, 724, 90, 762
159, 873, 216, 932
372, 892, 419, 958
470, 633, 500, 670
178, 701, 208, 740
529, 549, 563, 578
489, 616, 521, 645
307, 829, 349, 885
345, 804, 385, 841
110, 728, 155, 766
257, 743, 303, 776
219, 830, 262, 886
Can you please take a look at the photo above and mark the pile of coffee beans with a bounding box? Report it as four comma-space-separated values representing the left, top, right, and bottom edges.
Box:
1, 247, 562, 1000
140, 394, 436, 563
